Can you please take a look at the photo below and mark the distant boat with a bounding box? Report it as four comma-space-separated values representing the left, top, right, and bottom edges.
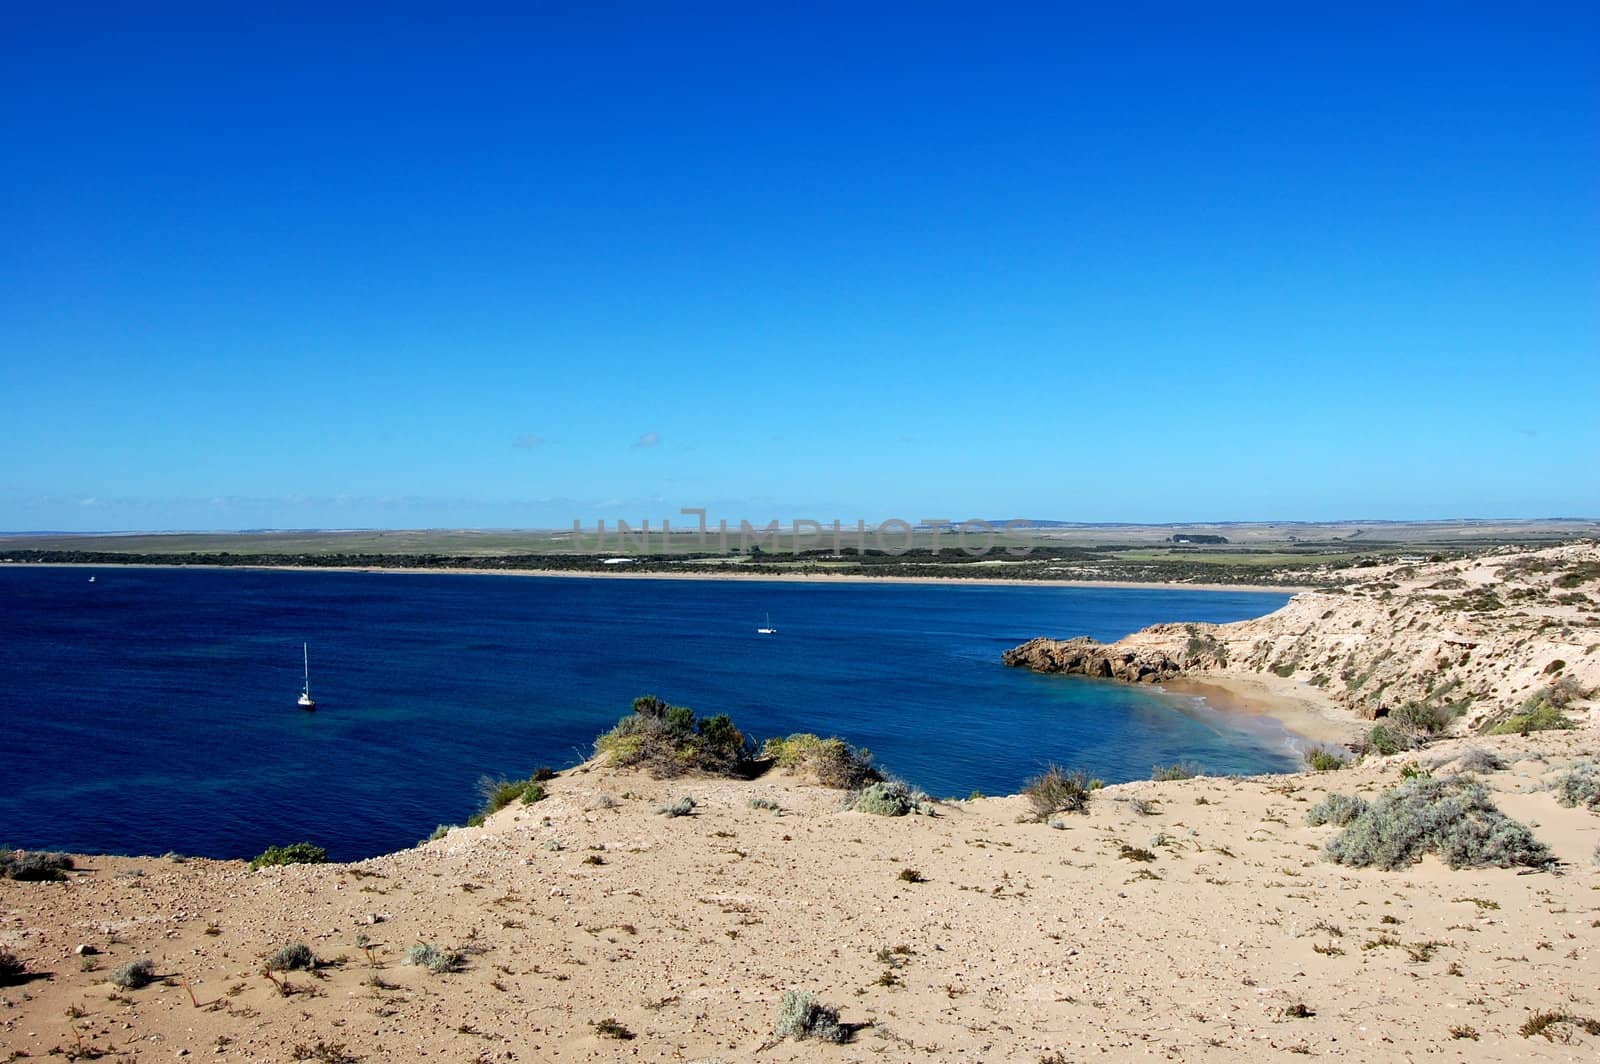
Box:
297, 643, 317, 711
87, 575, 95, 583
757, 613, 777, 635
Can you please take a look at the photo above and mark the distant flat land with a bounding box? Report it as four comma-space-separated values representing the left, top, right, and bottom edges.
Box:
1, 519, 1595, 587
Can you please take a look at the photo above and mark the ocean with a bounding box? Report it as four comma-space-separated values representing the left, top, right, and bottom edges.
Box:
0, 565, 1298, 861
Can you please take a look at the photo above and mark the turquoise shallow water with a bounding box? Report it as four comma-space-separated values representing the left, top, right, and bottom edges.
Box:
0, 566, 1298, 860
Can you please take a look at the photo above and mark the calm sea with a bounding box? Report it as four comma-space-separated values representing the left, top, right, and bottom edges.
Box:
0, 566, 1297, 861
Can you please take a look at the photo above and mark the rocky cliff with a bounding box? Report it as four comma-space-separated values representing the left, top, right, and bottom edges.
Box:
1005, 543, 1600, 733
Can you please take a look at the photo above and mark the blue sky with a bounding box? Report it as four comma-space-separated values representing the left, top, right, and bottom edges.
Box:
3, 3, 1596, 531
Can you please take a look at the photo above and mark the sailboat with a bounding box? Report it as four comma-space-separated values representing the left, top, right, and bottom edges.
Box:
757, 613, 777, 635
297, 643, 317, 711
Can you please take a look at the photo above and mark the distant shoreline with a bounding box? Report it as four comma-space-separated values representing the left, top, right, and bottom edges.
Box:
4, 560, 1317, 595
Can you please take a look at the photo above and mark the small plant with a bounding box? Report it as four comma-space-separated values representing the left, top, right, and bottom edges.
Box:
763, 733, 879, 789
403, 943, 463, 974
747, 796, 781, 811
1520, 1010, 1600, 1041
1283, 1002, 1314, 1018
0, 950, 27, 983
583, 854, 605, 865
250, 843, 327, 870
1304, 793, 1367, 827
656, 796, 697, 817
265, 943, 317, 972
850, 779, 933, 816
110, 959, 156, 989
591, 1018, 635, 1040
543, 837, 563, 851
1452, 747, 1505, 774
1303, 748, 1347, 772
1363, 723, 1416, 756
1551, 761, 1600, 810
1151, 762, 1198, 782
1023, 764, 1093, 820
1118, 844, 1156, 862
466, 775, 547, 826
773, 989, 848, 1043
424, 824, 453, 843
291, 1041, 359, 1063
0, 850, 75, 881
898, 868, 925, 883
1448, 1025, 1479, 1040
1398, 762, 1430, 780
1324, 777, 1552, 870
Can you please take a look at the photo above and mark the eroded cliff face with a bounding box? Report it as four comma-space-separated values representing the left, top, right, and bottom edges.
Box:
1005, 544, 1600, 732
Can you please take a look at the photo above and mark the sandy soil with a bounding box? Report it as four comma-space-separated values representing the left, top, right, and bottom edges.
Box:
4, 728, 1597, 1063
1161, 675, 1367, 747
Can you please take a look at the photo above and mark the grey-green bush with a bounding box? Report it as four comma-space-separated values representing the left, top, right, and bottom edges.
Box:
656, 796, 697, 817
265, 943, 317, 971
773, 989, 847, 1043
1305, 793, 1368, 827
850, 779, 933, 817
111, 959, 156, 989
0, 850, 74, 881
1552, 761, 1600, 810
403, 942, 463, 974
1324, 778, 1552, 870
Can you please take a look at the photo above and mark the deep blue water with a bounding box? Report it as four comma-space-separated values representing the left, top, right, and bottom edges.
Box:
0, 566, 1298, 861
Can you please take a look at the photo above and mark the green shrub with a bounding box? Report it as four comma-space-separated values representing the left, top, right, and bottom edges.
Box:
1552, 761, 1600, 810
595, 695, 752, 778
1305, 793, 1367, 827
1304, 748, 1348, 772
747, 796, 781, 811
1484, 701, 1575, 735
424, 824, 453, 843
656, 796, 697, 818
110, 959, 156, 989
403, 943, 463, 974
850, 779, 933, 817
1364, 723, 1416, 756
773, 989, 847, 1043
467, 776, 546, 826
265, 943, 317, 971
1151, 762, 1198, 782
762, 733, 880, 789
0, 850, 74, 881
250, 843, 327, 870
1389, 701, 1454, 736
1324, 778, 1552, 871
1023, 764, 1093, 821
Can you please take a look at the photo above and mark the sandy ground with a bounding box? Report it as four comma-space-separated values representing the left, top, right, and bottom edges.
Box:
9, 561, 1318, 595
4, 729, 1597, 1063
1161, 675, 1367, 747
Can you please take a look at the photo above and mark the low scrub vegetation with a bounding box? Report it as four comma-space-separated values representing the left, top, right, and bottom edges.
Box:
1304, 748, 1348, 772
1552, 760, 1600, 810
1481, 678, 1589, 735
0, 850, 74, 881
1305, 793, 1368, 827
1151, 762, 1198, 781
0, 950, 28, 984
250, 843, 327, 870
762, 733, 880, 789
849, 779, 934, 816
1450, 747, 1506, 774
467, 774, 546, 826
403, 942, 463, 974
110, 959, 156, 989
265, 943, 318, 972
1324, 778, 1552, 871
773, 989, 848, 1043
595, 695, 752, 777
655, 796, 697, 817
1023, 764, 1094, 820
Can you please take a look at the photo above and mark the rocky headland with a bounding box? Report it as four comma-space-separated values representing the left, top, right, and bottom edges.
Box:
1005, 543, 1600, 738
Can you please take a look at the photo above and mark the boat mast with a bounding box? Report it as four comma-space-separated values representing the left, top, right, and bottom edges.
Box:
302, 642, 311, 697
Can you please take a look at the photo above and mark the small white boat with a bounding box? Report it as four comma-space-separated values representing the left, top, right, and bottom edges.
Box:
297, 642, 317, 711
87, 575, 96, 583
757, 613, 777, 635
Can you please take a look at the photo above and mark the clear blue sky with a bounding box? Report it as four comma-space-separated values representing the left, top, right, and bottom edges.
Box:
3, 3, 1596, 531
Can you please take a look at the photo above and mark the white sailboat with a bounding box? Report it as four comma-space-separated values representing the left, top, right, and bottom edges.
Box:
757, 613, 777, 635
297, 643, 317, 711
